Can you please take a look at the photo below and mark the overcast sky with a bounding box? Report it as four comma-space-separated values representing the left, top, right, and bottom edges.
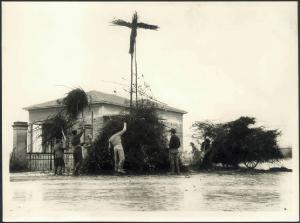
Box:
3, 2, 298, 156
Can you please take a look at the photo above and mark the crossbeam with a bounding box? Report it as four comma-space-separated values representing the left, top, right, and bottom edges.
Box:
112, 12, 159, 107
112, 12, 159, 55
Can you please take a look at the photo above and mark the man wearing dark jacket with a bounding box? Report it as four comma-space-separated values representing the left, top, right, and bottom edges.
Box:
71, 128, 84, 175
169, 128, 181, 174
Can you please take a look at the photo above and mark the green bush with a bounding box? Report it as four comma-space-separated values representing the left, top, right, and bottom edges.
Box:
82, 102, 170, 173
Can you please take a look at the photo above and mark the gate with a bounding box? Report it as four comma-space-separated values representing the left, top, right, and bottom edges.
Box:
27, 152, 74, 172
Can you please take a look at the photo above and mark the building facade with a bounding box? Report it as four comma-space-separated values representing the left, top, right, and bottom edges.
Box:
23, 90, 187, 153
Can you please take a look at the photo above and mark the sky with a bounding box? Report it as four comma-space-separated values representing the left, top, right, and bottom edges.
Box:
2, 2, 298, 158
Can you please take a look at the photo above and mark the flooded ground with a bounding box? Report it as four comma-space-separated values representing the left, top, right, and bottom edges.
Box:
4, 159, 297, 221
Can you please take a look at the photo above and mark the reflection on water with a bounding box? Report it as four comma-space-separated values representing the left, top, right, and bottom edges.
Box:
40, 177, 183, 211
8, 172, 292, 213
6, 162, 294, 220
199, 173, 282, 211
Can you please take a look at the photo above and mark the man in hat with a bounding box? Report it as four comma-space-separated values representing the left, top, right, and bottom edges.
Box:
168, 128, 181, 174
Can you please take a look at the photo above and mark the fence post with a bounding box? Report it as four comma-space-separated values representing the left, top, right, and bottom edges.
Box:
49, 153, 51, 171
29, 153, 31, 171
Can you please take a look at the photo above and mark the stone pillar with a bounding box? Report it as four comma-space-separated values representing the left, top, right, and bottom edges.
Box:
11, 122, 28, 170
27, 123, 33, 153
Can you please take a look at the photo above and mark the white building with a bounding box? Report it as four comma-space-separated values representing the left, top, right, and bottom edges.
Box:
23, 90, 187, 153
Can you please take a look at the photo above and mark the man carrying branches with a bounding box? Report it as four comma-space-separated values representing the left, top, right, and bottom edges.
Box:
109, 122, 127, 174
71, 127, 84, 176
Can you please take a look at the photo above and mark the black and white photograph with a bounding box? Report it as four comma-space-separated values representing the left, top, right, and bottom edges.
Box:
2, 1, 299, 221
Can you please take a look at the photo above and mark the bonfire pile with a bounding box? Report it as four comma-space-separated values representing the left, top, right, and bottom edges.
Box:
41, 88, 89, 144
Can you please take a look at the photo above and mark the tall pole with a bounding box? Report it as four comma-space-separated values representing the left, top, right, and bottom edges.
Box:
134, 42, 138, 107
130, 53, 133, 107
90, 95, 94, 139
111, 12, 159, 109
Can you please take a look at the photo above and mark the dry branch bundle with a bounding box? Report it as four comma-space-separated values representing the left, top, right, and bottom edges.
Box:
62, 88, 88, 120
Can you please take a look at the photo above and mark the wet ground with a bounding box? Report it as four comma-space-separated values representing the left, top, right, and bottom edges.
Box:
4, 159, 297, 221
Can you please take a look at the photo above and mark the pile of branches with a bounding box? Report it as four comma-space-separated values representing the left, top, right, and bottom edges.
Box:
62, 88, 88, 120
192, 116, 283, 168
82, 102, 170, 174
40, 114, 72, 145
39, 88, 89, 145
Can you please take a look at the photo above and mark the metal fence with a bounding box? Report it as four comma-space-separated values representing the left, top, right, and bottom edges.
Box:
27, 152, 74, 172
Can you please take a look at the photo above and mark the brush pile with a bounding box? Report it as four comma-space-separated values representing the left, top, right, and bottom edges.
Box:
62, 88, 88, 120
82, 102, 170, 174
41, 114, 70, 144
39, 88, 89, 145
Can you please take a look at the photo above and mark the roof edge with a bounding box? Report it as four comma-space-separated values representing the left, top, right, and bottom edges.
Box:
23, 101, 187, 114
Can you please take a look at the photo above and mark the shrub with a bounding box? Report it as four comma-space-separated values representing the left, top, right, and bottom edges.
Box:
192, 116, 283, 169
82, 102, 170, 173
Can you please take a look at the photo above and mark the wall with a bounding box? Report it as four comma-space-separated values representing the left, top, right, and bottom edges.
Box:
100, 104, 129, 116
28, 107, 61, 123
27, 104, 185, 152
157, 110, 184, 151
79, 104, 128, 139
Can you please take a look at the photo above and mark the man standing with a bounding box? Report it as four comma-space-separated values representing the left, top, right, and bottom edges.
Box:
169, 128, 181, 174
71, 128, 84, 176
53, 138, 64, 175
82, 134, 92, 160
200, 138, 213, 169
109, 122, 127, 174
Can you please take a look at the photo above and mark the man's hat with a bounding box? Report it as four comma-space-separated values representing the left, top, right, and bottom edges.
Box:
169, 128, 176, 134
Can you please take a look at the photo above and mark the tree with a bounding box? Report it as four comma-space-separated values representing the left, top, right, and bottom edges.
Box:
192, 116, 283, 169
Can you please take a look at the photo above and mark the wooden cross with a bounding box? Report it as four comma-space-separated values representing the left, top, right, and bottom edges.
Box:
112, 12, 159, 107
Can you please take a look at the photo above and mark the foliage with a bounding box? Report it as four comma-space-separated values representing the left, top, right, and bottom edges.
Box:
192, 116, 283, 168
36, 88, 88, 145
62, 88, 88, 120
82, 102, 170, 173
41, 114, 71, 144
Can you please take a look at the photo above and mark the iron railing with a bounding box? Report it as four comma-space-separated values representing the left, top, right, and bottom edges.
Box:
27, 152, 74, 172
